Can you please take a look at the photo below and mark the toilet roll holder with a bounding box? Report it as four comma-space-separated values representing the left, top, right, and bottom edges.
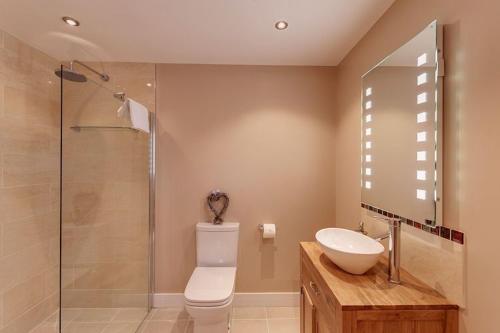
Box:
258, 223, 276, 240
258, 224, 275, 230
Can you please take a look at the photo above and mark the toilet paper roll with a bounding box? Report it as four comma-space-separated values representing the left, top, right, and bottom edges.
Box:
262, 224, 276, 239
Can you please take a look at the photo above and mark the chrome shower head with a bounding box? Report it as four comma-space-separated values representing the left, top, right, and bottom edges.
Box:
54, 68, 87, 83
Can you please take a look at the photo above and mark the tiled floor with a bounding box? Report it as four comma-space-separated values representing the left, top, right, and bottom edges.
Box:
32, 306, 300, 333
142, 306, 300, 333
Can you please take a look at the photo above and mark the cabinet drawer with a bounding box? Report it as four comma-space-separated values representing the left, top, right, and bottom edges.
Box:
301, 257, 337, 320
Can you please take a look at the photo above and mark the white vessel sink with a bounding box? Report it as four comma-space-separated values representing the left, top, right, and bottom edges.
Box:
315, 228, 384, 275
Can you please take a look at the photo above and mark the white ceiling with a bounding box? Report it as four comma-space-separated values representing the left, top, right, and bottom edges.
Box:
0, 0, 395, 66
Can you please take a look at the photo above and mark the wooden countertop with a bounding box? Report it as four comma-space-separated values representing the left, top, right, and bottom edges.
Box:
300, 241, 459, 311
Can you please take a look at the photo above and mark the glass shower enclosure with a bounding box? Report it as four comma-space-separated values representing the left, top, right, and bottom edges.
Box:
59, 63, 154, 332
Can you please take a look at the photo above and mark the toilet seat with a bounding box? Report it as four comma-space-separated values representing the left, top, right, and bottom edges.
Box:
185, 294, 233, 308
184, 267, 236, 307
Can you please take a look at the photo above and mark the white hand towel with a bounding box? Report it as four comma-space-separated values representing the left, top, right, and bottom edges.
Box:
128, 98, 150, 133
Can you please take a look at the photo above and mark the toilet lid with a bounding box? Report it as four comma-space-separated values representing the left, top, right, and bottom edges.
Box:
184, 267, 236, 306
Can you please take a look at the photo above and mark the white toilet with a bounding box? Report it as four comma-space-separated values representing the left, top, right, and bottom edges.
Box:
184, 222, 239, 333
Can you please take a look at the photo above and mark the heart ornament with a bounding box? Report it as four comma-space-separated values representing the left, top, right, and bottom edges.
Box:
207, 190, 230, 224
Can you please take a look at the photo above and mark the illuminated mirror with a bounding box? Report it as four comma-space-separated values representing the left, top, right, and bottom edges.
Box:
361, 21, 443, 227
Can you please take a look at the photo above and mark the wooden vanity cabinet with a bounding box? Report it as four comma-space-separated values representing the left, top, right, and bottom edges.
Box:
300, 242, 458, 333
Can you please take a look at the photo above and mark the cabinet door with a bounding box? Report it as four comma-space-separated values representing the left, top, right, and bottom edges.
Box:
301, 286, 316, 333
316, 310, 333, 333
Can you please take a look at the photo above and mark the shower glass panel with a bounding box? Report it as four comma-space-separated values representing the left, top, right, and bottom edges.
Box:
60, 65, 152, 331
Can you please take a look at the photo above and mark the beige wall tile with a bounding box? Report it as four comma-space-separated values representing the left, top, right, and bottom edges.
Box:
0, 117, 58, 155
0, 292, 58, 333
363, 212, 465, 307
0, 224, 3, 257
60, 182, 146, 225
0, 296, 3, 328
61, 309, 82, 324
30, 320, 59, 333
0, 185, 52, 223
72, 263, 148, 290
0, 28, 60, 332
4, 85, 58, 128
2, 211, 58, 256
61, 290, 148, 309
0, 242, 52, 293
61, 267, 75, 290
74, 309, 119, 323
0, 78, 4, 117
2, 152, 58, 186
2, 273, 45, 324
43, 266, 60, 298
109, 293, 148, 309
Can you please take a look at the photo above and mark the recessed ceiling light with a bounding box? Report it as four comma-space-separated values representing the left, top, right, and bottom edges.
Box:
275, 21, 288, 30
62, 16, 80, 27
146, 83, 153, 87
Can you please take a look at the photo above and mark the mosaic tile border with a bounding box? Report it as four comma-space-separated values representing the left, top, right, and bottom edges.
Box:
361, 203, 464, 245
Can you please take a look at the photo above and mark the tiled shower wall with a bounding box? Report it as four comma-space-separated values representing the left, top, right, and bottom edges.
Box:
0, 29, 60, 332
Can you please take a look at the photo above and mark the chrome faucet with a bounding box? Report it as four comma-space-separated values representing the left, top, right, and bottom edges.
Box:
370, 216, 402, 284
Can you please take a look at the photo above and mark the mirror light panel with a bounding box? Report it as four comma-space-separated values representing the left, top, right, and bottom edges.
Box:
416, 189, 426, 200
417, 53, 427, 67
417, 151, 427, 161
417, 92, 427, 104
417, 73, 428, 86
417, 112, 427, 123
417, 131, 427, 142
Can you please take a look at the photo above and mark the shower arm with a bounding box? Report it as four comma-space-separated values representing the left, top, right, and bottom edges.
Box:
70, 60, 110, 82
66, 60, 126, 102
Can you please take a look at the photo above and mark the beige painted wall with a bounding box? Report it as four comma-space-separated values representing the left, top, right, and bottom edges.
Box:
0, 29, 60, 332
335, 0, 500, 331
155, 64, 336, 293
